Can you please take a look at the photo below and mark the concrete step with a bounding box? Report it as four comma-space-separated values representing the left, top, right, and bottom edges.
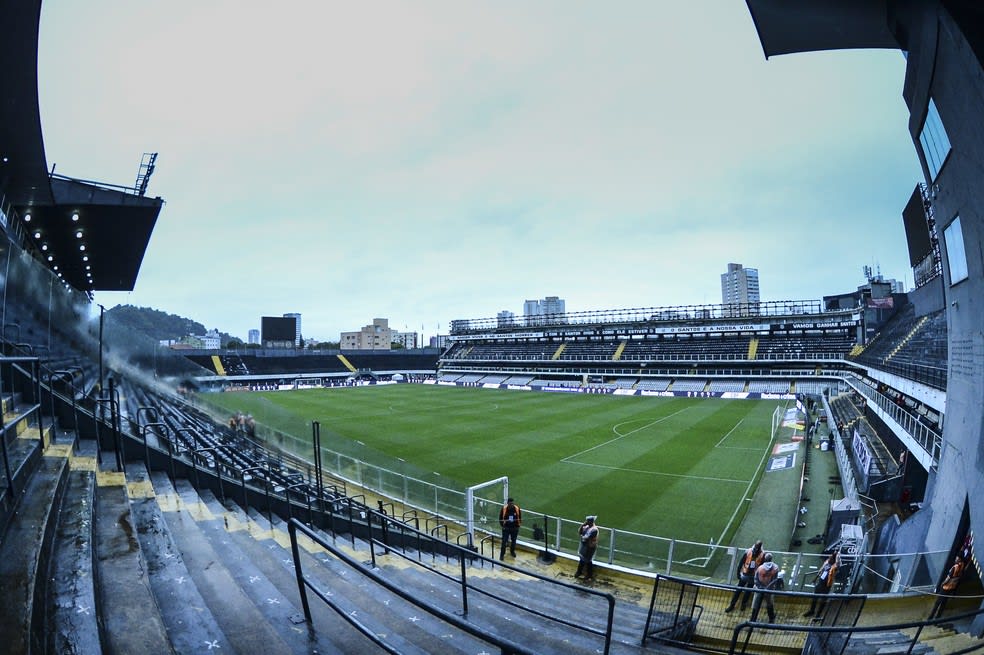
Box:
238, 497, 498, 654
149, 471, 309, 655
168, 474, 358, 654
195, 488, 399, 654
0, 449, 69, 654
126, 464, 236, 654
45, 451, 101, 654
93, 464, 174, 654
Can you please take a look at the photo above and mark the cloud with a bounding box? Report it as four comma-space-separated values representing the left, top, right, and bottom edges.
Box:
40, 1, 922, 340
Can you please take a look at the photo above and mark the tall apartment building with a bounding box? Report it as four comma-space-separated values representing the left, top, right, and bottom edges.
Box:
523, 296, 566, 326
720, 263, 760, 316
283, 312, 301, 347
247, 329, 260, 345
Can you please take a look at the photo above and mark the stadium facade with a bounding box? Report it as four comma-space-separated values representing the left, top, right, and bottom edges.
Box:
745, 0, 984, 609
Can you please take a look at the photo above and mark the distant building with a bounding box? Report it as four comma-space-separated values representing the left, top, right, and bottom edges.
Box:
183, 328, 221, 350
824, 273, 908, 343
721, 263, 760, 317
392, 331, 418, 349
430, 334, 450, 349
524, 296, 566, 326
283, 312, 301, 347
341, 318, 394, 350
248, 329, 259, 345
497, 310, 516, 328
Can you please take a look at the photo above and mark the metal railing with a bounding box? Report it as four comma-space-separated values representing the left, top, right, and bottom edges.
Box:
289, 513, 616, 655
645, 573, 984, 655
1, 356, 45, 497
843, 373, 943, 462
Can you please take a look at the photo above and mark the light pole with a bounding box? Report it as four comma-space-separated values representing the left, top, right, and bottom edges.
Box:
98, 304, 105, 395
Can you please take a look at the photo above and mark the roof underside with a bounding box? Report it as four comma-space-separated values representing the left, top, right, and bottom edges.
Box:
1, 0, 163, 293
16, 178, 163, 291
745, 0, 902, 57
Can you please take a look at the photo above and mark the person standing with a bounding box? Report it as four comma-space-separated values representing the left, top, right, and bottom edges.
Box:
726, 540, 764, 613
750, 552, 780, 623
803, 550, 840, 618
498, 497, 522, 560
575, 515, 600, 580
930, 554, 965, 619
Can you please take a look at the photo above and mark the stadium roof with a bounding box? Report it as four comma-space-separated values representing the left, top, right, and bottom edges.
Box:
0, 0, 163, 292
0, 0, 51, 206
17, 177, 163, 291
744, 0, 903, 58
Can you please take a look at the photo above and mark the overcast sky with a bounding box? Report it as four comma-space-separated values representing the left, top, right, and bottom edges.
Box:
37, 1, 921, 343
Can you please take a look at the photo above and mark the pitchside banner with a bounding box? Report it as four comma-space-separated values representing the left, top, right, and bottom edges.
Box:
436, 380, 795, 399
782, 408, 805, 431
767, 452, 796, 472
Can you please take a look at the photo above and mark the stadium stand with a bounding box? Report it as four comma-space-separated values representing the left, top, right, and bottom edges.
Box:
636, 378, 672, 392
747, 380, 792, 394
850, 305, 947, 389
4, 1, 984, 652
707, 379, 745, 393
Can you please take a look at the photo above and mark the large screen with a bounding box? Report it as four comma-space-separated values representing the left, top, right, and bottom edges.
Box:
902, 185, 933, 267
261, 316, 296, 342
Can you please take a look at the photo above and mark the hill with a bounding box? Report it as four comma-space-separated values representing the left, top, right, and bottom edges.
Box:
105, 304, 234, 345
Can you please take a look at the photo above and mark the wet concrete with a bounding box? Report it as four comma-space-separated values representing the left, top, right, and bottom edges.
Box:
94, 478, 175, 654
0, 453, 67, 654
47, 466, 101, 654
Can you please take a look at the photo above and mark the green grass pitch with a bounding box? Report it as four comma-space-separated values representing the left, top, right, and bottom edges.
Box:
203, 384, 781, 545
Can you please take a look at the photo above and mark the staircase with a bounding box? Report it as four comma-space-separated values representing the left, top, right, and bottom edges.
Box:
885, 315, 930, 362
336, 354, 358, 373
613, 340, 627, 361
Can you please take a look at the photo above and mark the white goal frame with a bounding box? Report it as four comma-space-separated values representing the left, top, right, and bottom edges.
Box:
465, 476, 509, 548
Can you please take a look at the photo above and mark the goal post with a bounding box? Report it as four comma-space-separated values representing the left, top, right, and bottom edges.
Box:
465, 476, 509, 548
771, 403, 784, 441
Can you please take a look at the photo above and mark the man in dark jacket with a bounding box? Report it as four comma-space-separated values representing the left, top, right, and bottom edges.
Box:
499, 498, 522, 560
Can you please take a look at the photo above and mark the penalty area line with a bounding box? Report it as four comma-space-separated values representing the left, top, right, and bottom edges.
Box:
561, 405, 692, 462
562, 460, 749, 485
714, 418, 745, 448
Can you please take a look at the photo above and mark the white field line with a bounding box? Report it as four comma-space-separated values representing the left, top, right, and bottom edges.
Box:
562, 460, 748, 484
560, 406, 692, 462
713, 400, 787, 547
714, 418, 745, 448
